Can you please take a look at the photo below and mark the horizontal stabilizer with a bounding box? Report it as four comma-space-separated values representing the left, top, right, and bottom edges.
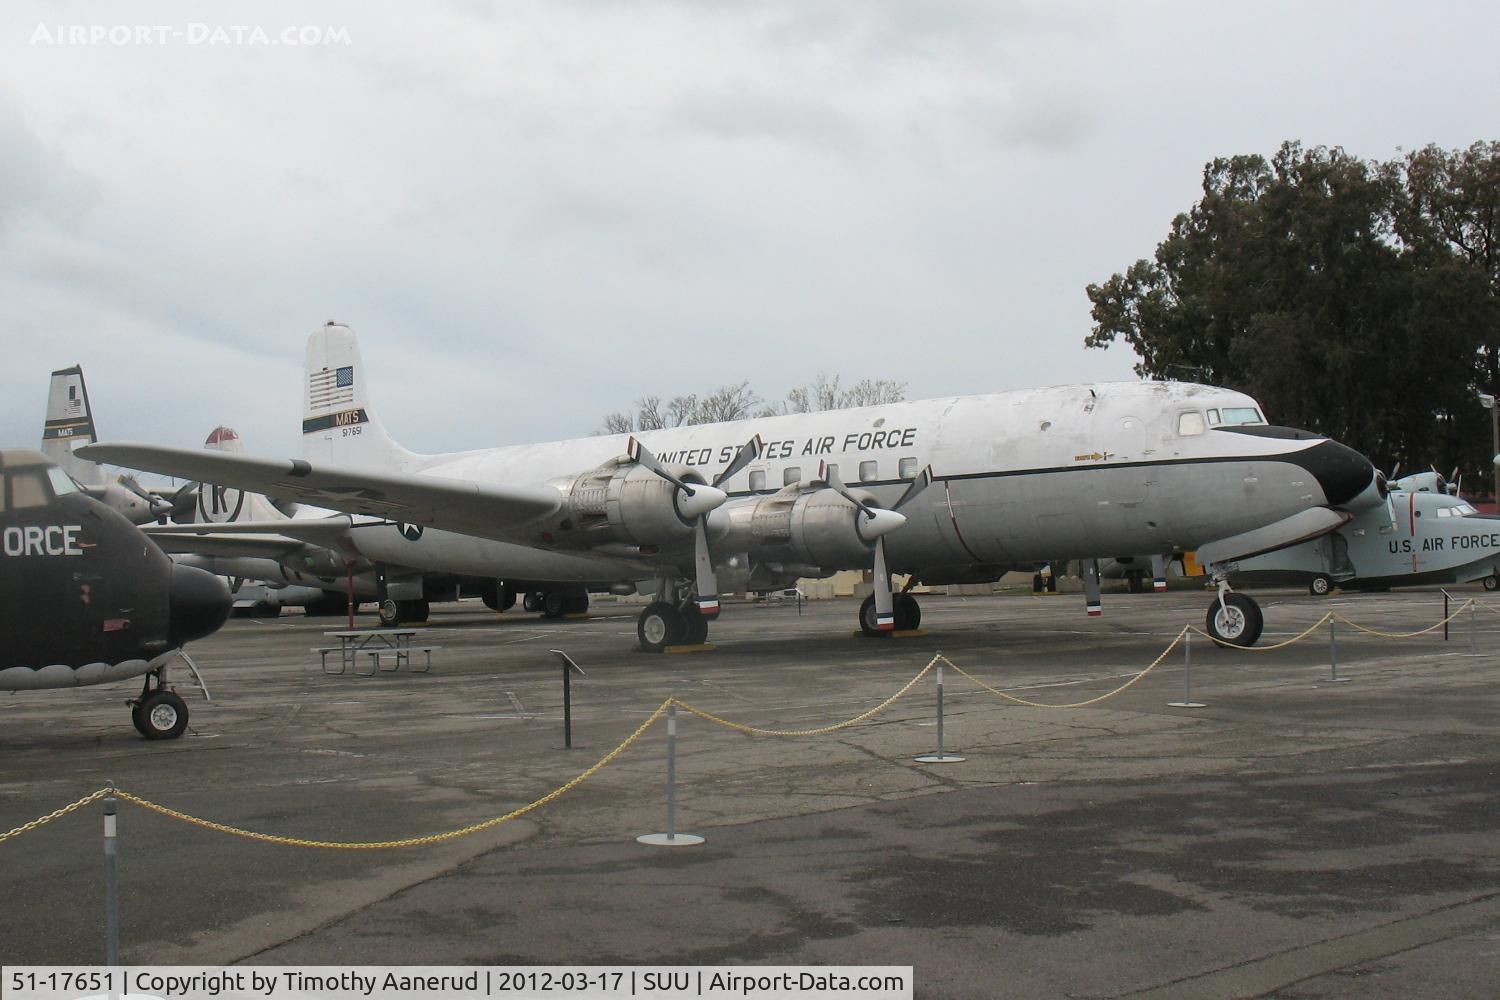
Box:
1196, 507, 1352, 567
145, 531, 311, 560
80, 443, 561, 541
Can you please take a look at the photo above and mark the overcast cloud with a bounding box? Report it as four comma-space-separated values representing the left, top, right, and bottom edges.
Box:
1, 0, 1495, 461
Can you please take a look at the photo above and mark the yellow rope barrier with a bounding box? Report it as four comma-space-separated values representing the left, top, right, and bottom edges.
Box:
1187, 612, 1334, 651
3, 596, 1478, 849
0, 787, 109, 845
1333, 599, 1475, 638
108, 700, 672, 850
940, 631, 1187, 709
673, 658, 938, 736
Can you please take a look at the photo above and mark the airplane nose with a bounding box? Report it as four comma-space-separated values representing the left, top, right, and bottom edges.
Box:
168, 564, 232, 646
1297, 437, 1383, 509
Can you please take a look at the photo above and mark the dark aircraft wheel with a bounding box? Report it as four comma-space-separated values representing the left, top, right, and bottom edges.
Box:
564, 591, 590, 615
1032, 573, 1045, 594
1127, 573, 1145, 594
894, 594, 921, 631
682, 607, 709, 645
541, 592, 569, 619
378, 599, 400, 626
858, 595, 888, 637
523, 592, 543, 613
1309, 574, 1334, 597
1205, 593, 1264, 647
638, 602, 686, 652
1485, 576, 1499, 592
136, 691, 189, 740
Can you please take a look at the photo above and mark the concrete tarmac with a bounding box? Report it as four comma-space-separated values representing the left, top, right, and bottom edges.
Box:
2, 587, 1498, 998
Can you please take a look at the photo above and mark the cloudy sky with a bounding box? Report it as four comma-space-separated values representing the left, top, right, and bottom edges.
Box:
1, 1, 1495, 460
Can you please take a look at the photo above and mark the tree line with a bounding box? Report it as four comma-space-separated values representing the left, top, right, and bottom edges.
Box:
1085, 140, 1500, 491
600, 373, 907, 433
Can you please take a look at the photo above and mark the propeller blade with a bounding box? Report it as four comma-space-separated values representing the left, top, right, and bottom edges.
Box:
712, 434, 763, 488
818, 460, 874, 511
627, 436, 692, 493
628, 436, 727, 518
891, 465, 934, 512
693, 518, 719, 618
872, 537, 895, 631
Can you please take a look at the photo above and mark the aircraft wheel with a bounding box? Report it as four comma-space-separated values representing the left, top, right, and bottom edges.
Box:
1127, 573, 1145, 594
1205, 593, 1264, 647
255, 602, 282, 618
1485, 576, 1499, 592
136, 691, 189, 740
523, 592, 543, 613
857, 595, 888, 637
1309, 574, 1334, 597
638, 602, 686, 652
564, 591, 589, 615
682, 607, 709, 645
894, 593, 921, 631
378, 599, 400, 626
1032, 573, 1045, 594
541, 592, 568, 619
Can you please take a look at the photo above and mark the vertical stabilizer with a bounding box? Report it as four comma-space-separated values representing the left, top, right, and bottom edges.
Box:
41, 365, 104, 486
196, 426, 286, 523
301, 322, 416, 470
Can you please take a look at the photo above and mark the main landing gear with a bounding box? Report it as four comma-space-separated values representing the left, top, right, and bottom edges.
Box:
130, 666, 189, 740
857, 593, 921, 636
1204, 586, 1264, 647
378, 598, 429, 626
637, 600, 710, 652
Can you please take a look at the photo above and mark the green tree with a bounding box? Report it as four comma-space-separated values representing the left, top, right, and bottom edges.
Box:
1086, 140, 1499, 487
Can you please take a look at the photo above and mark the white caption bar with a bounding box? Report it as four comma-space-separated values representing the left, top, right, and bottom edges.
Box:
1, 967, 912, 1000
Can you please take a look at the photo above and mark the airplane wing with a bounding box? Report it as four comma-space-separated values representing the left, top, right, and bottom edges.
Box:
147, 516, 356, 547
146, 531, 313, 560
80, 443, 561, 541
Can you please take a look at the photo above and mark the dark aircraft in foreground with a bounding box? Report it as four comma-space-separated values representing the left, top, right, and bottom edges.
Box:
0, 449, 230, 738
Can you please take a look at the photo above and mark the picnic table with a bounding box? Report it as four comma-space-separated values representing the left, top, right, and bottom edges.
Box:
315, 629, 439, 675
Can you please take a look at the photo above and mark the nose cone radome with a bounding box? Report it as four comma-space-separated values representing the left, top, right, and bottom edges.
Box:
1300, 438, 1382, 509
169, 564, 232, 646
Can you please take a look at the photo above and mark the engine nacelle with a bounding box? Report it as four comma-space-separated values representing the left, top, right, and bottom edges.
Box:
708, 486, 882, 572
545, 458, 709, 549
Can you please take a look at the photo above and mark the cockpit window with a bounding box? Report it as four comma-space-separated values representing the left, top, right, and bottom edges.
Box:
1177, 412, 1206, 436
1206, 409, 1221, 426
1218, 406, 1264, 426
1455, 502, 1478, 516
7, 470, 50, 509
47, 467, 80, 497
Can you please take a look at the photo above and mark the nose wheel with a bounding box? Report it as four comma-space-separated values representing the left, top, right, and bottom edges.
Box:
1205, 592, 1264, 647
129, 669, 189, 740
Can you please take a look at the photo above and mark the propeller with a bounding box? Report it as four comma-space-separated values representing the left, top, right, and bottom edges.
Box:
629, 434, 761, 619
820, 461, 934, 631
116, 473, 176, 519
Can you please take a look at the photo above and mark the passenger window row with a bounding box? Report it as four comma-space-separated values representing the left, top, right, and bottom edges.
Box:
744, 457, 921, 492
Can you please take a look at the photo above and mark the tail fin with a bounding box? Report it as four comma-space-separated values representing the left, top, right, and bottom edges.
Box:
301, 322, 416, 471
194, 426, 287, 523
40, 365, 105, 486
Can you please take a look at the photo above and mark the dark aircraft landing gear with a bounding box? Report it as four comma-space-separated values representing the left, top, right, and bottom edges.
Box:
1309, 573, 1334, 597
1205, 591, 1264, 647
481, 582, 517, 612
857, 593, 920, 636
378, 598, 429, 626
1485, 575, 1499, 592
637, 595, 710, 652
539, 588, 589, 619
129, 669, 189, 740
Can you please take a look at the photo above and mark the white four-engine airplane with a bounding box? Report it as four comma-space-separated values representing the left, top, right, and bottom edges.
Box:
84, 323, 1385, 651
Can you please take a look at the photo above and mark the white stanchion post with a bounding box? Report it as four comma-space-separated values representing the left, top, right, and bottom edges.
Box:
103, 783, 119, 966
1470, 600, 1480, 657
638, 703, 704, 846
1169, 629, 1205, 707
916, 660, 965, 763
